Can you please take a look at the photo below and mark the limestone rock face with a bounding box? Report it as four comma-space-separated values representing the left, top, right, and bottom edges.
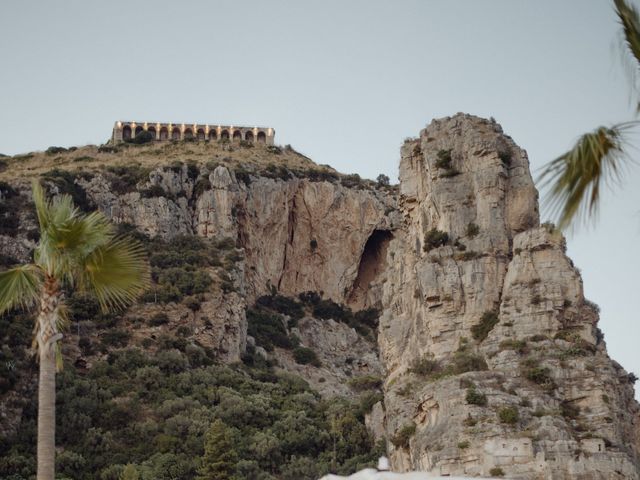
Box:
82, 165, 397, 304
378, 114, 640, 478
239, 177, 396, 302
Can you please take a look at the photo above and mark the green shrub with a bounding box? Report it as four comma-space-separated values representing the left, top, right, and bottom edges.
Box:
490, 467, 505, 477
391, 423, 416, 448
423, 229, 449, 252
357, 392, 384, 417
299, 291, 322, 306
313, 299, 351, 322
457, 440, 470, 449
466, 388, 487, 406
466, 222, 480, 238
46, 146, 68, 155
353, 308, 380, 328
341, 173, 364, 188
348, 375, 383, 391
256, 294, 305, 320
183, 296, 201, 313
98, 144, 119, 153
156, 268, 212, 298
435, 149, 452, 169
101, 329, 130, 348
498, 149, 512, 166
471, 310, 499, 342
498, 406, 519, 425
451, 350, 488, 373
292, 347, 321, 367
42, 169, 93, 212
67, 293, 101, 322
410, 356, 441, 376
140, 185, 168, 199
193, 177, 211, 196
434, 149, 460, 177
105, 164, 150, 194
247, 307, 291, 351
149, 313, 170, 326
521, 361, 555, 390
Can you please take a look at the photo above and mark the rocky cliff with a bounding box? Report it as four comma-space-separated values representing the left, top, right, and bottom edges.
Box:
0, 114, 638, 479
377, 114, 640, 479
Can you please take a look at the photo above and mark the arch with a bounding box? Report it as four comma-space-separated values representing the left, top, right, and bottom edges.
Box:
171, 127, 181, 140
122, 125, 132, 140
147, 126, 157, 139
159, 127, 168, 140
220, 130, 229, 140
209, 129, 218, 141
257, 131, 266, 143
197, 128, 205, 141
184, 128, 194, 140
245, 131, 254, 142
134, 126, 143, 136
232, 130, 242, 141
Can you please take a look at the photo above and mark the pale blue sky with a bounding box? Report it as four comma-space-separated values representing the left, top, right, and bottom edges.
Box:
1, 1, 638, 394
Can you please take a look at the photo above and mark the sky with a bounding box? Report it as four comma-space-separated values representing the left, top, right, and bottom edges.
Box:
1, 1, 639, 396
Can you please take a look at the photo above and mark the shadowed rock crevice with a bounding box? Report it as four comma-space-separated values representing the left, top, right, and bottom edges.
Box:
348, 229, 393, 309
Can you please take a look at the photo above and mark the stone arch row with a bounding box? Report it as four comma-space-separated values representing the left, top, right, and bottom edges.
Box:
120, 124, 268, 143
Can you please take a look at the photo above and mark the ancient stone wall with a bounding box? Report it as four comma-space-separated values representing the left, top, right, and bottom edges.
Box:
112, 121, 275, 145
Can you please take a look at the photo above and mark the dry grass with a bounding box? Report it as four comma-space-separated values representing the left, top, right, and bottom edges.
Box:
0, 140, 328, 181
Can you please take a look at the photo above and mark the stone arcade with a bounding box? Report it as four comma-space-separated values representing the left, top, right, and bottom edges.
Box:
111, 121, 275, 144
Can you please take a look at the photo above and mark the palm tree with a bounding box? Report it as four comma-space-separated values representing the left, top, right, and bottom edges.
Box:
0, 181, 149, 480
538, 0, 640, 230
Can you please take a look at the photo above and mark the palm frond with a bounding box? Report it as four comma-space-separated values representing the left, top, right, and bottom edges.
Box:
0, 264, 43, 314
615, 0, 640, 68
33, 181, 114, 283
537, 122, 636, 230
79, 236, 150, 312
31, 180, 52, 232
614, 0, 640, 110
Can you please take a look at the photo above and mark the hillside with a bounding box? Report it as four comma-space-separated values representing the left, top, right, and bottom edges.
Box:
0, 114, 639, 480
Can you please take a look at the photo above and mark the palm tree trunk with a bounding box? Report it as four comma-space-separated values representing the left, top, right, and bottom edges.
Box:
36, 276, 61, 480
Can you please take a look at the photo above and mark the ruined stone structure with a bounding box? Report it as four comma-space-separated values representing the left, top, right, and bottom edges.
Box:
111, 121, 275, 144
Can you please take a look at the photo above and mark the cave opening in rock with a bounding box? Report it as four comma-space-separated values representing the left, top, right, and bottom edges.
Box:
348, 229, 393, 309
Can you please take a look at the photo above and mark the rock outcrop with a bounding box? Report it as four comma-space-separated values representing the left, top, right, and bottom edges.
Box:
377, 114, 640, 479
79, 165, 397, 304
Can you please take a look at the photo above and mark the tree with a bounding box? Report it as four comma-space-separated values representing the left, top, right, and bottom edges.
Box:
0, 181, 149, 480
197, 419, 238, 480
120, 464, 140, 480
375, 174, 390, 187
538, 0, 640, 230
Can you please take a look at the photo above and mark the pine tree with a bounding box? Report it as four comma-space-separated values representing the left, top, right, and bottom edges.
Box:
197, 419, 238, 480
